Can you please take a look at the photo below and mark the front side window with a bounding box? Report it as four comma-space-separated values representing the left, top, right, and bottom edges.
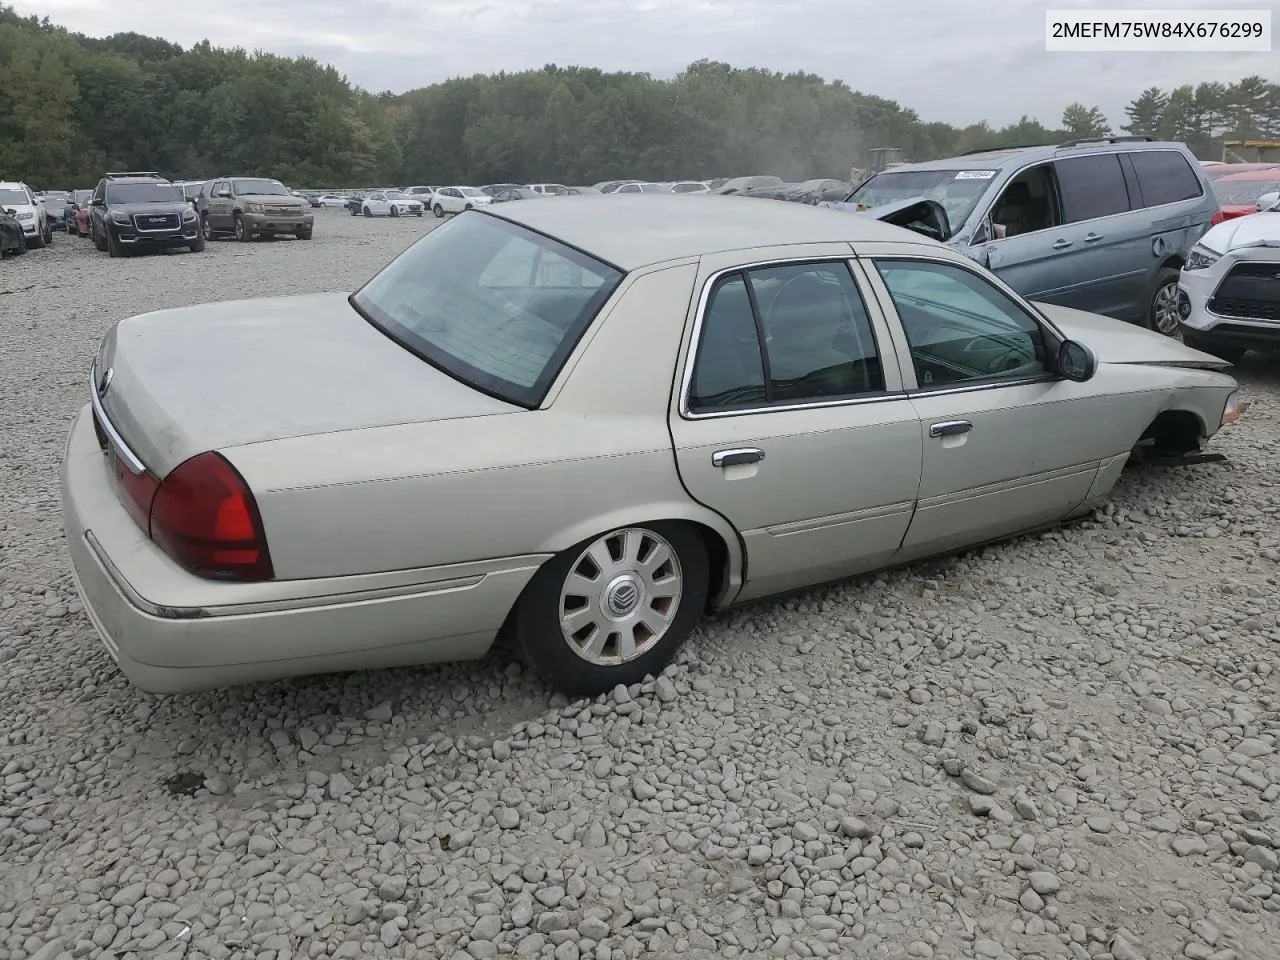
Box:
873, 259, 1048, 388
617, 183, 641, 194
1129, 150, 1204, 207
689, 261, 886, 412
352, 214, 623, 407
1054, 154, 1131, 223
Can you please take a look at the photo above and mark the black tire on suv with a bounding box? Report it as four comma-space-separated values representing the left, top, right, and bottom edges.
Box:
234, 213, 252, 242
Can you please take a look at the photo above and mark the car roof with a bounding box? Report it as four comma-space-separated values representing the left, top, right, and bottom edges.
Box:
890, 139, 1196, 173
105, 176, 168, 184
482, 194, 926, 270
1213, 168, 1280, 181
0, 181, 29, 190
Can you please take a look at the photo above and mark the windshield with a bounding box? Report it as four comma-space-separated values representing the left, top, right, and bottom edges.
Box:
0, 188, 30, 205
1216, 179, 1280, 204
459, 187, 485, 197
107, 182, 182, 203
385, 191, 410, 200
233, 178, 290, 196
352, 214, 623, 407
642, 183, 673, 193
846, 169, 994, 233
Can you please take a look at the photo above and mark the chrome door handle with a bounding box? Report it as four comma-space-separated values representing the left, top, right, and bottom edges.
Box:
1083, 232, 1102, 243
712, 448, 765, 467
1051, 238, 1072, 250
929, 420, 972, 438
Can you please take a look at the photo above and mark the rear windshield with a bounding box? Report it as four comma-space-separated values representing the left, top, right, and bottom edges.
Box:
107, 182, 182, 203
1215, 179, 1280, 204
352, 214, 624, 407
846, 169, 995, 231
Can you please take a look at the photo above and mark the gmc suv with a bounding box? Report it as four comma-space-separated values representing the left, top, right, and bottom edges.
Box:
88, 172, 203, 257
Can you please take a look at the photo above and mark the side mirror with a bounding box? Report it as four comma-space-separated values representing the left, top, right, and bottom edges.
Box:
216, 190, 232, 198
1055, 339, 1096, 382
1256, 191, 1280, 213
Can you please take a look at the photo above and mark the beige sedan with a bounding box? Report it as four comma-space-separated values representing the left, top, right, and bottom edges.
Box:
61, 196, 1247, 695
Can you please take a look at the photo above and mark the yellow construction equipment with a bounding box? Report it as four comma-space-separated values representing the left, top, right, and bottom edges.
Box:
1221, 140, 1280, 163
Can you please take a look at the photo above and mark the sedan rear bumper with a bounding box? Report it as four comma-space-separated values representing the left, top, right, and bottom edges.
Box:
61, 406, 542, 694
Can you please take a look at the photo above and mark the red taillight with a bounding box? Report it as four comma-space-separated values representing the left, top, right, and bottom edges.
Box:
1211, 209, 1225, 226
149, 451, 274, 581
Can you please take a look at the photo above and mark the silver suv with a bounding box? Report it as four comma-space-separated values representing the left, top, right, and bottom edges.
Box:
833, 137, 1218, 336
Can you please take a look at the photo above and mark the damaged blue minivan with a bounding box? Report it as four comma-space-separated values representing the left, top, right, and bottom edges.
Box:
823, 137, 1218, 336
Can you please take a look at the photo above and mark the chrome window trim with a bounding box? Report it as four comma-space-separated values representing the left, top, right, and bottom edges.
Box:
89, 362, 146, 475
677, 254, 899, 420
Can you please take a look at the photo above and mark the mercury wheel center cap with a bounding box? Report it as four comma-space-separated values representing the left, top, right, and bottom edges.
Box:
603, 575, 642, 619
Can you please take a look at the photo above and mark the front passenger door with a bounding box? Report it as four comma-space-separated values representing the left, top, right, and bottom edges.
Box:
669, 252, 923, 602
865, 256, 1134, 558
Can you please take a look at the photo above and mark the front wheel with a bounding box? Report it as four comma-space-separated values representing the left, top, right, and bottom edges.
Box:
26, 228, 44, 250
92, 223, 107, 252
464, 203, 473, 211
511, 523, 709, 696
390, 205, 399, 218
363, 205, 373, 217
433, 204, 444, 218
1146, 268, 1182, 337
234, 213, 252, 242
188, 233, 205, 253
350, 206, 358, 216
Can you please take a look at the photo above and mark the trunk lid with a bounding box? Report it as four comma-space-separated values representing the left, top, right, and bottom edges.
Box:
95, 292, 519, 475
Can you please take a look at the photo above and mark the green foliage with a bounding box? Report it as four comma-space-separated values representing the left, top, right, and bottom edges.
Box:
1, 4, 1278, 188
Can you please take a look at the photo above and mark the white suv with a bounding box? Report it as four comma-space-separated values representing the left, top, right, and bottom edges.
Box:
0, 181, 52, 249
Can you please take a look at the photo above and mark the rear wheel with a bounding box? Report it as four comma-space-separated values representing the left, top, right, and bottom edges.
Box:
390, 205, 399, 218
433, 203, 444, 218
350, 206, 358, 216
296, 228, 312, 240
234, 213, 252, 242
363, 205, 373, 217
201, 214, 215, 241
511, 523, 708, 696
1146, 268, 1181, 337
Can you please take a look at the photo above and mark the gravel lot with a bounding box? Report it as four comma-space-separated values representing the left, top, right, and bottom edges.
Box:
1, 208, 1278, 960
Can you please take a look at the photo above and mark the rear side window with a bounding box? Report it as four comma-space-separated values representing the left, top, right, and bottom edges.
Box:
1129, 150, 1203, 207
1054, 154, 1131, 223
352, 214, 622, 407
689, 261, 885, 412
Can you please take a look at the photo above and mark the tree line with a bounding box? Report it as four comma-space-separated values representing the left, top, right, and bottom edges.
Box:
2, 4, 1278, 190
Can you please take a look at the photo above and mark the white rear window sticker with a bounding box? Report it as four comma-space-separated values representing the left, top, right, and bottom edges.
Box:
954, 170, 997, 180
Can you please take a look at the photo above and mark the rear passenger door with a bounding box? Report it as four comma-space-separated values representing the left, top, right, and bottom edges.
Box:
1051, 153, 1149, 321
209, 181, 232, 230
668, 249, 923, 602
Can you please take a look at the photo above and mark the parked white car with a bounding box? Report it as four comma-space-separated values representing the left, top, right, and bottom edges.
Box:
1177, 189, 1280, 363
613, 182, 675, 195
431, 187, 494, 217
527, 184, 567, 196
361, 191, 425, 217
402, 186, 437, 206
314, 194, 349, 207
0, 180, 52, 248
670, 181, 711, 194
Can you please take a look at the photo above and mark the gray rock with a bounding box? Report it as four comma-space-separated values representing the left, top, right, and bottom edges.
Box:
960, 769, 997, 795
1027, 871, 1061, 895
380, 919, 402, 948
838, 816, 873, 838
495, 806, 520, 830
21, 818, 52, 835
327, 772, 355, 800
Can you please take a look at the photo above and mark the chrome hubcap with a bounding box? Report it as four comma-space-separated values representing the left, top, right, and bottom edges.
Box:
1152, 282, 1180, 336
558, 528, 682, 666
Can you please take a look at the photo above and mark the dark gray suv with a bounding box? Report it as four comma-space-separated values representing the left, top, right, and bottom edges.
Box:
829, 137, 1218, 336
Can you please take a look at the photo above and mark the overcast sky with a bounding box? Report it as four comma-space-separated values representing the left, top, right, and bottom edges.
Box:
18, 0, 1277, 129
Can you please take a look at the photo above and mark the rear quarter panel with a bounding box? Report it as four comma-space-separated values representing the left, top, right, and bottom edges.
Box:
222, 262, 744, 585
